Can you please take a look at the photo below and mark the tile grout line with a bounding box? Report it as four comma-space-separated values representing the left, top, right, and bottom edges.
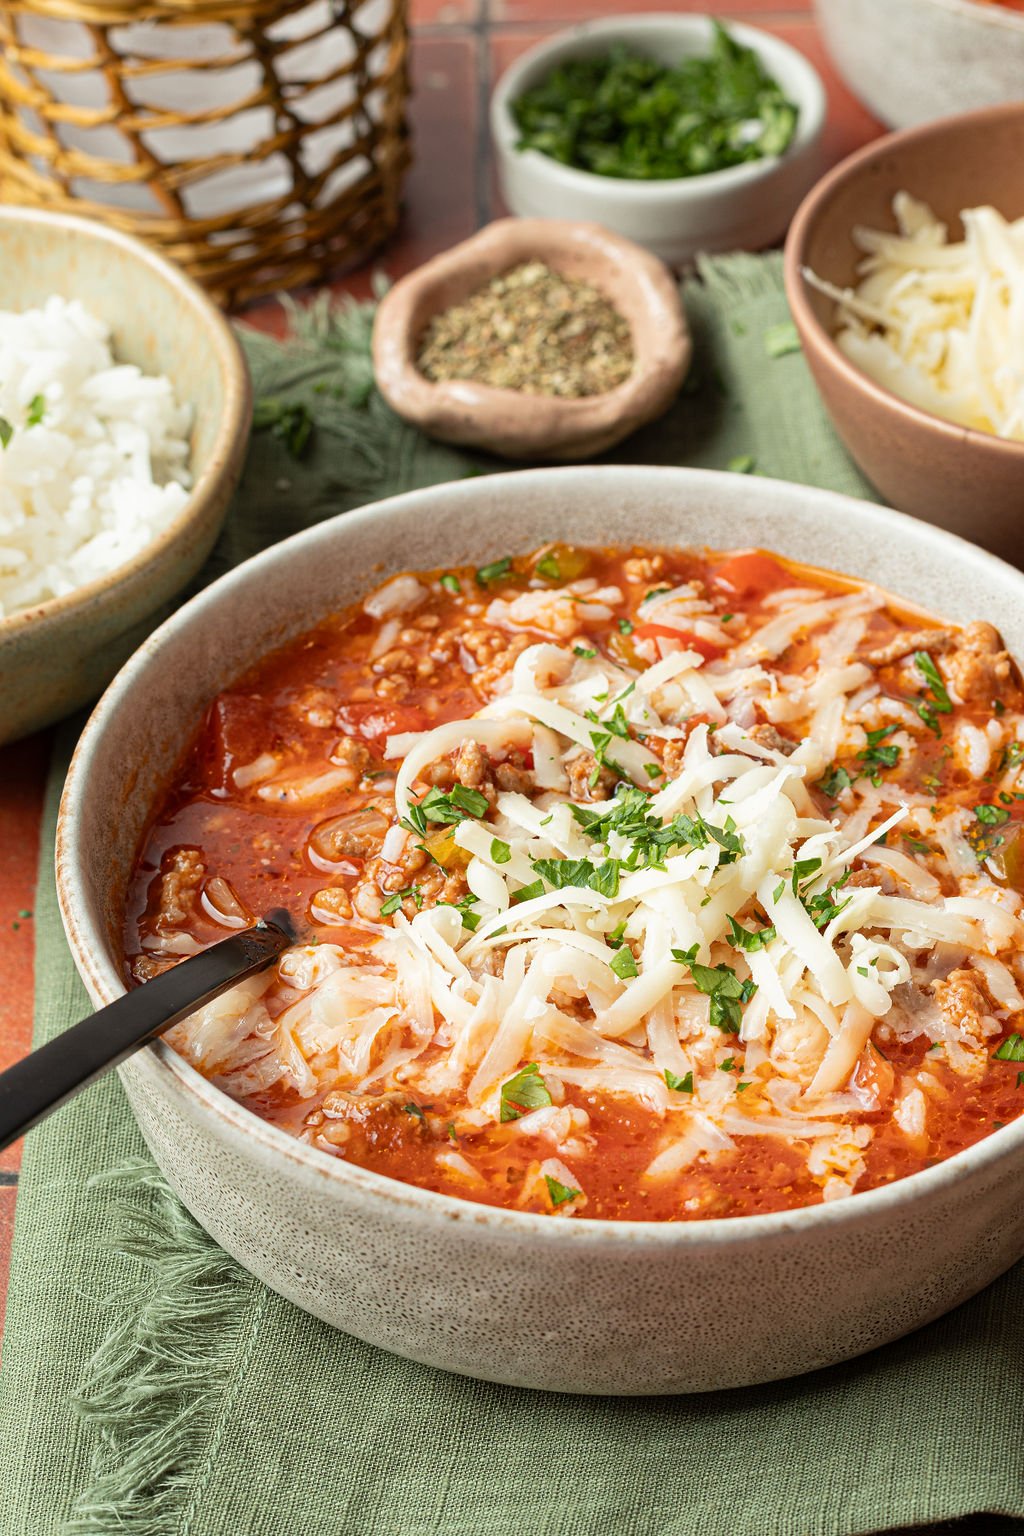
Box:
472, 0, 494, 227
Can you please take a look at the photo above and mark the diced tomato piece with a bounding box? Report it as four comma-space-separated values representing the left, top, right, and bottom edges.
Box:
632, 622, 721, 661
335, 702, 431, 745
711, 551, 791, 600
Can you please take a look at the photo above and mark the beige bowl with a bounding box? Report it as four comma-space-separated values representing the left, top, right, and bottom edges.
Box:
0, 207, 251, 745
372, 218, 690, 460
56, 465, 1024, 1395
783, 105, 1024, 564
816, 0, 1024, 130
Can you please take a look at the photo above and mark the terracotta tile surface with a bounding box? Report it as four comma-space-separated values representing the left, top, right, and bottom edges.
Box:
0, 0, 888, 1374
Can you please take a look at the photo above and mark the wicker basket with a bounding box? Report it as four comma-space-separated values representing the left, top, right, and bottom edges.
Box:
0, 0, 411, 309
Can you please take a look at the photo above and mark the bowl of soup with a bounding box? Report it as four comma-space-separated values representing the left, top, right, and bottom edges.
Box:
56, 465, 1024, 1393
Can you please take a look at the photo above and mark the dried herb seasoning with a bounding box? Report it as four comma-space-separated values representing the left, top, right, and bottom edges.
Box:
416, 261, 634, 398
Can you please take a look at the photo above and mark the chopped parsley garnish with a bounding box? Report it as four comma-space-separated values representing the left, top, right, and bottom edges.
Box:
664, 1069, 693, 1093
720, 1056, 736, 1072
791, 856, 822, 894
1000, 741, 1024, 771
800, 871, 852, 931
500, 1062, 552, 1122
532, 856, 620, 899
440, 573, 461, 594
859, 724, 901, 783
0, 416, 13, 449
26, 393, 45, 427
618, 618, 634, 635
818, 764, 854, 799
574, 644, 597, 659
402, 1102, 427, 1120
764, 321, 801, 359
475, 556, 512, 587
544, 1175, 580, 1208
512, 879, 545, 905
536, 552, 561, 580
570, 786, 744, 871
912, 650, 952, 736
904, 836, 933, 856
609, 946, 639, 980
380, 885, 421, 916
725, 914, 776, 951
441, 894, 481, 931
975, 803, 1011, 827
689, 962, 755, 1033
509, 24, 798, 181
727, 454, 755, 475
403, 783, 489, 834
491, 838, 512, 864
736, 1081, 751, 1093
993, 1034, 1024, 1062
644, 762, 664, 779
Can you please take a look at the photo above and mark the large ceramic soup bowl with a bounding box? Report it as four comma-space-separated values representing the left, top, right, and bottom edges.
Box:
57, 466, 1024, 1395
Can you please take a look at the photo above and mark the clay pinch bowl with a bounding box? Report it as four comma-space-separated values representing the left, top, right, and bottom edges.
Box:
783, 103, 1024, 565
372, 218, 691, 461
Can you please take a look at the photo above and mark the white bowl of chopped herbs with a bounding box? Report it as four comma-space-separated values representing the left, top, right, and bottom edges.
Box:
491, 15, 826, 265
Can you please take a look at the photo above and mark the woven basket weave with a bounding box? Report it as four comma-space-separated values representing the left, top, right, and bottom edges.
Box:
0, 0, 411, 309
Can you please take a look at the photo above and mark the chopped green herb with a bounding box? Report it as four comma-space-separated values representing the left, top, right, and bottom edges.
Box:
25, 393, 45, 427
536, 552, 561, 580
402, 1102, 426, 1120
500, 1062, 553, 1122
903, 836, 933, 856
859, 724, 901, 781
440, 894, 481, 932
380, 885, 420, 917
1000, 741, 1024, 771
764, 321, 801, 359
736, 1081, 751, 1092
818, 764, 854, 799
1018, 1072, 1024, 1089
720, 1056, 735, 1072
532, 856, 620, 899
689, 962, 754, 1033
0, 416, 13, 449
725, 914, 776, 951
644, 762, 664, 779
664, 1069, 694, 1093
491, 838, 512, 865
610, 946, 639, 980
512, 879, 545, 905
791, 856, 822, 893
405, 783, 490, 833
440, 573, 461, 594
975, 803, 1011, 827
994, 1034, 1024, 1062
475, 556, 512, 587
671, 944, 699, 966
510, 25, 799, 181
618, 618, 633, 635
544, 1174, 580, 1208
727, 454, 755, 475
574, 644, 597, 659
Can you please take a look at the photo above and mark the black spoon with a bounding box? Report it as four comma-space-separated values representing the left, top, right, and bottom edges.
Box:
0, 910, 296, 1153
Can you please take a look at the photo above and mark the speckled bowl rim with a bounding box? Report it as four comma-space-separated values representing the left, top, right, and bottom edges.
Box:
0, 206, 252, 642
784, 102, 1024, 465
56, 465, 1024, 1250
917, 0, 1024, 31
489, 14, 827, 203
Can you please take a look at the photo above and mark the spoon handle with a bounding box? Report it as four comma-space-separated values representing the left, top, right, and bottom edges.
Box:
0, 917, 293, 1153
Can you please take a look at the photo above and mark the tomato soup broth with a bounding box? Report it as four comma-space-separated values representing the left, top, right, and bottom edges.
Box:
125, 543, 1024, 1220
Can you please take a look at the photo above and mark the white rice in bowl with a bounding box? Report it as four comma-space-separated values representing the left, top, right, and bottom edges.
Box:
0, 296, 192, 619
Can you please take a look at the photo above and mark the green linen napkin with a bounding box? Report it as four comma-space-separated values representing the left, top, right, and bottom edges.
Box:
1, 256, 1021, 1536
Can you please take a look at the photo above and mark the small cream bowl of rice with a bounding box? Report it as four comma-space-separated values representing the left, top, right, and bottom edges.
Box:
0, 208, 251, 744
